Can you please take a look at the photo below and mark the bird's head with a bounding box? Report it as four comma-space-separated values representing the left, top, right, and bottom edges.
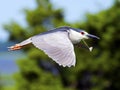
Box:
68, 28, 99, 44
76, 30, 100, 40
72, 29, 100, 52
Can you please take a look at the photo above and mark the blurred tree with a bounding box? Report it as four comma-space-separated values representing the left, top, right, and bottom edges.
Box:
63, 0, 120, 90
4, 0, 120, 90
0, 74, 3, 90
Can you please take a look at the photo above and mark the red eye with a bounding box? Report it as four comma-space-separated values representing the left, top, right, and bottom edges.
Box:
81, 32, 85, 35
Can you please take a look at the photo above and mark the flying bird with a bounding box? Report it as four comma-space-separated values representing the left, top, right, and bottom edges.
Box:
8, 26, 99, 67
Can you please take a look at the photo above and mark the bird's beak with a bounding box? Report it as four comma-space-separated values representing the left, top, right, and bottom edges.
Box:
87, 34, 100, 39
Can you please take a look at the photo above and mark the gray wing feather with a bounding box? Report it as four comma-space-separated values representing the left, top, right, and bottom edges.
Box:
19, 38, 32, 46
31, 31, 76, 67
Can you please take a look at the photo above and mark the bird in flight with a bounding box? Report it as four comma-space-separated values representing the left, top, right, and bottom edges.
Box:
8, 26, 99, 67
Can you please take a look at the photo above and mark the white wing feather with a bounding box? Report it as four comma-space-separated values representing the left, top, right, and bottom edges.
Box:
19, 38, 32, 46
31, 31, 76, 67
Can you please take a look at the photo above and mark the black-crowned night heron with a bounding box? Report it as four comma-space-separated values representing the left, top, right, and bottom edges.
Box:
8, 26, 99, 67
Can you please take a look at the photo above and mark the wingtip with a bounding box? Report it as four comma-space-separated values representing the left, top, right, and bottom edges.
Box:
61, 64, 75, 68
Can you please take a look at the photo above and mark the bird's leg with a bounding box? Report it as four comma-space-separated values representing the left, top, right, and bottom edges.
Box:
8, 44, 22, 51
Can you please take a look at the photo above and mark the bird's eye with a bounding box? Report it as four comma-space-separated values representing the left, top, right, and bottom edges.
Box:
80, 32, 85, 35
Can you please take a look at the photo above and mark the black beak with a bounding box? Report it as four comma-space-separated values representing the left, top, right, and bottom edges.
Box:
87, 34, 100, 39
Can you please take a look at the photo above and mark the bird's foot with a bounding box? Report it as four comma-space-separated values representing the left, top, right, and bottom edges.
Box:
8, 44, 22, 51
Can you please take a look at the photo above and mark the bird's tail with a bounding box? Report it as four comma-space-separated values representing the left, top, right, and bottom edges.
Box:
8, 38, 32, 51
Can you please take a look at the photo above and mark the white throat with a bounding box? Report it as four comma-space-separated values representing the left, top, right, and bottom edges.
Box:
68, 29, 83, 44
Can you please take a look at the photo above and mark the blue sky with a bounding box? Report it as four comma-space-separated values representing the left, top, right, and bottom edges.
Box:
0, 0, 114, 42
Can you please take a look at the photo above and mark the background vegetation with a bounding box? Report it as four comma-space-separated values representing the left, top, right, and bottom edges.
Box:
1, 0, 120, 90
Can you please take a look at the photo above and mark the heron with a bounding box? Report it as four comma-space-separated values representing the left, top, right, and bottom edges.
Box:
8, 26, 99, 67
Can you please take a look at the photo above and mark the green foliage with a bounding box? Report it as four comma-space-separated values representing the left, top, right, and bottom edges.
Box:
0, 74, 3, 90
71, 1, 120, 89
4, 0, 120, 90
13, 58, 64, 90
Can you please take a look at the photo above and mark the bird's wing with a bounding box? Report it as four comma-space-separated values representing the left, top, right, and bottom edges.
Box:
19, 38, 32, 46
31, 31, 76, 67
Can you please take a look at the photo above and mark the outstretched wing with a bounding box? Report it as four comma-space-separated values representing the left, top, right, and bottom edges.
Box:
31, 31, 76, 67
